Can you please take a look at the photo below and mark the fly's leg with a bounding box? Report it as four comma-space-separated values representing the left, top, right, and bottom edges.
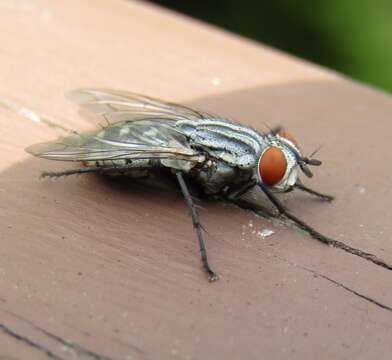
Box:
176, 172, 218, 282
294, 182, 334, 202
258, 183, 335, 246
40, 164, 136, 179
268, 125, 283, 135
224, 179, 257, 200
225, 182, 255, 200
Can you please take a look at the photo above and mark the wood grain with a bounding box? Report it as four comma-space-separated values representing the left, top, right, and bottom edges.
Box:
0, 1, 391, 359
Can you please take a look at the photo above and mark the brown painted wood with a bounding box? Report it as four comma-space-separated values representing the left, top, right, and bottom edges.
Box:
0, 1, 391, 359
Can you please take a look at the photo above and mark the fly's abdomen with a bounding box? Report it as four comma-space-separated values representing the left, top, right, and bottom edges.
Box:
85, 158, 152, 167
84, 158, 152, 177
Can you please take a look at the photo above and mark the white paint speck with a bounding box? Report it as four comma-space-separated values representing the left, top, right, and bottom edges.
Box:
40, 8, 52, 22
241, 224, 247, 237
257, 229, 275, 239
210, 77, 221, 86
0, 97, 72, 134
18, 107, 41, 123
357, 186, 366, 194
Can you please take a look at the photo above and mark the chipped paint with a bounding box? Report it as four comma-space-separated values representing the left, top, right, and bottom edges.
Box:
257, 229, 275, 239
0, 97, 71, 135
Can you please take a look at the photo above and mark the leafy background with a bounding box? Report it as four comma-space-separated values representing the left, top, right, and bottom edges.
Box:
151, 0, 392, 93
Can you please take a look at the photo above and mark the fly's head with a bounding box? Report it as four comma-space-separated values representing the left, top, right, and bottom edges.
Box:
256, 130, 322, 192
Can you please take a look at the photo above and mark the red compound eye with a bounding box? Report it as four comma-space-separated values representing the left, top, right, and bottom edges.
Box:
258, 147, 287, 186
278, 130, 299, 148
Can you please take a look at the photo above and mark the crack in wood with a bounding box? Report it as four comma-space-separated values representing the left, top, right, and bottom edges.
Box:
278, 257, 392, 312
0, 323, 65, 360
2, 312, 114, 360
29, 325, 113, 360
232, 198, 392, 272
303, 267, 392, 312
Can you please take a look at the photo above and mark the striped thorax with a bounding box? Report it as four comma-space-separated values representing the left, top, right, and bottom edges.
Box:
175, 118, 302, 193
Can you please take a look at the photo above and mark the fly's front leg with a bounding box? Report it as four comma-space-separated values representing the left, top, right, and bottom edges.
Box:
294, 182, 334, 202
258, 183, 336, 246
40, 164, 136, 179
268, 125, 283, 136
176, 172, 218, 282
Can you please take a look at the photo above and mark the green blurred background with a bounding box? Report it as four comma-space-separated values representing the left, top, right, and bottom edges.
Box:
151, 0, 392, 93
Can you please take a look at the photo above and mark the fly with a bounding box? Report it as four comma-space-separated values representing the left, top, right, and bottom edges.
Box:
26, 89, 334, 281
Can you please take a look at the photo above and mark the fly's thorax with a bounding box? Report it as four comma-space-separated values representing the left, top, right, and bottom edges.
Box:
256, 134, 301, 192
175, 118, 265, 170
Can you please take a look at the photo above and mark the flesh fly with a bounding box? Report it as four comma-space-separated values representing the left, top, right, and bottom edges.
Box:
26, 89, 334, 281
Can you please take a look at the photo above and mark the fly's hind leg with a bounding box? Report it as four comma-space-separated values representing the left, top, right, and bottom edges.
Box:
40, 164, 137, 179
176, 172, 218, 282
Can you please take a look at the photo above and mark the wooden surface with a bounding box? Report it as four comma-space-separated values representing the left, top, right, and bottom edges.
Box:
1, 1, 392, 359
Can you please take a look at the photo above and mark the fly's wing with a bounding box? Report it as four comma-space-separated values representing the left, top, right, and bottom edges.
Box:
26, 89, 213, 162
66, 88, 210, 124
26, 89, 208, 164
26, 119, 204, 163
